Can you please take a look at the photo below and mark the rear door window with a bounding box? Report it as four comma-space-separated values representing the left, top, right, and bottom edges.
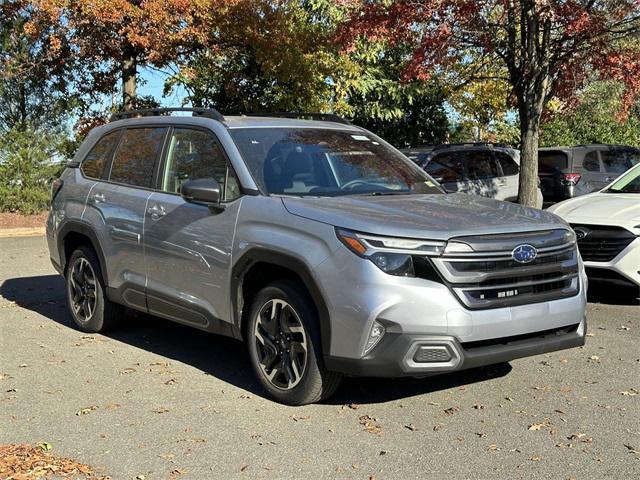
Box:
495, 152, 519, 176
538, 151, 568, 173
602, 150, 639, 173
81, 131, 120, 179
466, 151, 499, 180
425, 153, 464, 183
109, 127, 166, 188
583, 151, 600, 172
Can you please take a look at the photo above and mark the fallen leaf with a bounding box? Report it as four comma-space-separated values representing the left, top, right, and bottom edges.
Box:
433, 424, 443, 431
529, 456, 542, 461
624, 444, 640, 455
528, 423, 547, 431
76, 406, 98, 416
487, 444, 499, 451
119, 367, 136, 375
404, 423, 417, 431
444, 406, 460, 415
347, 403, 360, 410
620, 389, 638, 396
240, 464, 249, 471
153, 407, 170, 414
38, 442, 52, 452
359, 415, 382, 435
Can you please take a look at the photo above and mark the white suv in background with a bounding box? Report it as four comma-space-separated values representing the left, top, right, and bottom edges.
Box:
403, 143, 544, 208
549, 163, 640, 291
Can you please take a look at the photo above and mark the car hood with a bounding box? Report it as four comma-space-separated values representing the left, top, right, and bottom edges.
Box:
281, 193, 565, 240
548, 192, 640, 232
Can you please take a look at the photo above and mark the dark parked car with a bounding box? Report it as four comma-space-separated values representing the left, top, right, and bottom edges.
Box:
538, 144, 640, 206
402, 143, 543, 208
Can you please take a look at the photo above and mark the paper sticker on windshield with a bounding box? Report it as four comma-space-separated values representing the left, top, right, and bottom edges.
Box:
351, 135, 370, 141
425, 180, 435, 187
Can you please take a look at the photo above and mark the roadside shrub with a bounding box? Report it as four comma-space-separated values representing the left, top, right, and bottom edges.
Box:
0, 127, 66, 214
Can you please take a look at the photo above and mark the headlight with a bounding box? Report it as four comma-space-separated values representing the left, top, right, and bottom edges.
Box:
336, 229, 445, 276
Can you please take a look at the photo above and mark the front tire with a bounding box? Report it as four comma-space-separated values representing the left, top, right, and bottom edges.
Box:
246, 280, 342, 405
65, 246, 123, 333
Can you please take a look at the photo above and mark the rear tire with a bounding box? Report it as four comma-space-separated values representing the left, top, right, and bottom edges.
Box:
246, 280, 342, 405
65, 245, 123, 333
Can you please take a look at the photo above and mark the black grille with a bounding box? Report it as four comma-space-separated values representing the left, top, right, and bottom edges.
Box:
431, 229, 580, 309
572, 224, 635, 262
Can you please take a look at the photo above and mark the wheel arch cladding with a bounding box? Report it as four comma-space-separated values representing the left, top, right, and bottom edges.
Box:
232, 248, 332, 355
58, 221, 109, 285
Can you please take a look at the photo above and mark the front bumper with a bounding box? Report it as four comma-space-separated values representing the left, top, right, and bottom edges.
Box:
325, 318, 586, 377
315, 245, 588, 376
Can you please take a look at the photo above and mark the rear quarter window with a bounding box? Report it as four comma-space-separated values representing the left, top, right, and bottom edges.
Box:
81, 131, 120, 179
109, 127, 166, 188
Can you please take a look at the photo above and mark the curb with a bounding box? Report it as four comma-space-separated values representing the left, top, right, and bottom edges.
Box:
0, 227, 46, 238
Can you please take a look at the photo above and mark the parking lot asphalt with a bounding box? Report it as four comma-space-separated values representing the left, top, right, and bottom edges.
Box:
1, 236, 639, 479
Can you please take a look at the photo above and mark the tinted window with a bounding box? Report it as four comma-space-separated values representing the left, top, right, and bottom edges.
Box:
425, 153, 464, 183
109, 128, 166, 188
538, 151, 568, 173
602, 150, 639, 173
230, 128, 442, 196
495, 152, 519, 176
466, 151, 499, 180
583, 151, 600, 172
81, 131, 119, 179
162, 128, 240, 201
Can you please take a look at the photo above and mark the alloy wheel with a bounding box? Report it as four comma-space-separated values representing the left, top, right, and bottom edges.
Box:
68, 257, 97, 322
254, 299, 308, 390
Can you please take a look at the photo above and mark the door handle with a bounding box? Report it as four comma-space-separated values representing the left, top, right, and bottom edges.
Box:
91, 193, 105, 204
147, 204, 166, 220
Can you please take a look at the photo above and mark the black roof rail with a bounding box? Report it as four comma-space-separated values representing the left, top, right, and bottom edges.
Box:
109, 107, 225, 122
245, 112, 351, 125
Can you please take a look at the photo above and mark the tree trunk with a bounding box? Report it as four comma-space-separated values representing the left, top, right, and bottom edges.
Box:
518, 111, 541, 207
122, 46, 137, 111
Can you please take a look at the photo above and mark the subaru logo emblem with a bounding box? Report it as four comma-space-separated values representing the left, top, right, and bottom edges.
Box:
512, 244, 538, 264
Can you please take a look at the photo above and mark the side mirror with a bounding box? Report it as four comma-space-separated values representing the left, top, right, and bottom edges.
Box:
180, 178, 223, 211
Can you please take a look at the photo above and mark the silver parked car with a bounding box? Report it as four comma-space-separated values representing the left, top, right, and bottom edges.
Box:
403, 143, 544, 208
47, 109, 587, 405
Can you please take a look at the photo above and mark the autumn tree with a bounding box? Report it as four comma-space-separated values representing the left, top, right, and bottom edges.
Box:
32, 0, 233, 110
339, 1, 640, 206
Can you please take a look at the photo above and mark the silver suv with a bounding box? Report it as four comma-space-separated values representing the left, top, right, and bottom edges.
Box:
47, 108, 587, 405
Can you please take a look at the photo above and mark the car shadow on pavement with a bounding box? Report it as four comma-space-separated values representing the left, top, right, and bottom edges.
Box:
9, 273, 634, 405
1, 274, 514, 404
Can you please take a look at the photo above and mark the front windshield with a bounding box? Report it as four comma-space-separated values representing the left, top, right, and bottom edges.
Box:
229, 128, 443, 196
606, 165, 640, 194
